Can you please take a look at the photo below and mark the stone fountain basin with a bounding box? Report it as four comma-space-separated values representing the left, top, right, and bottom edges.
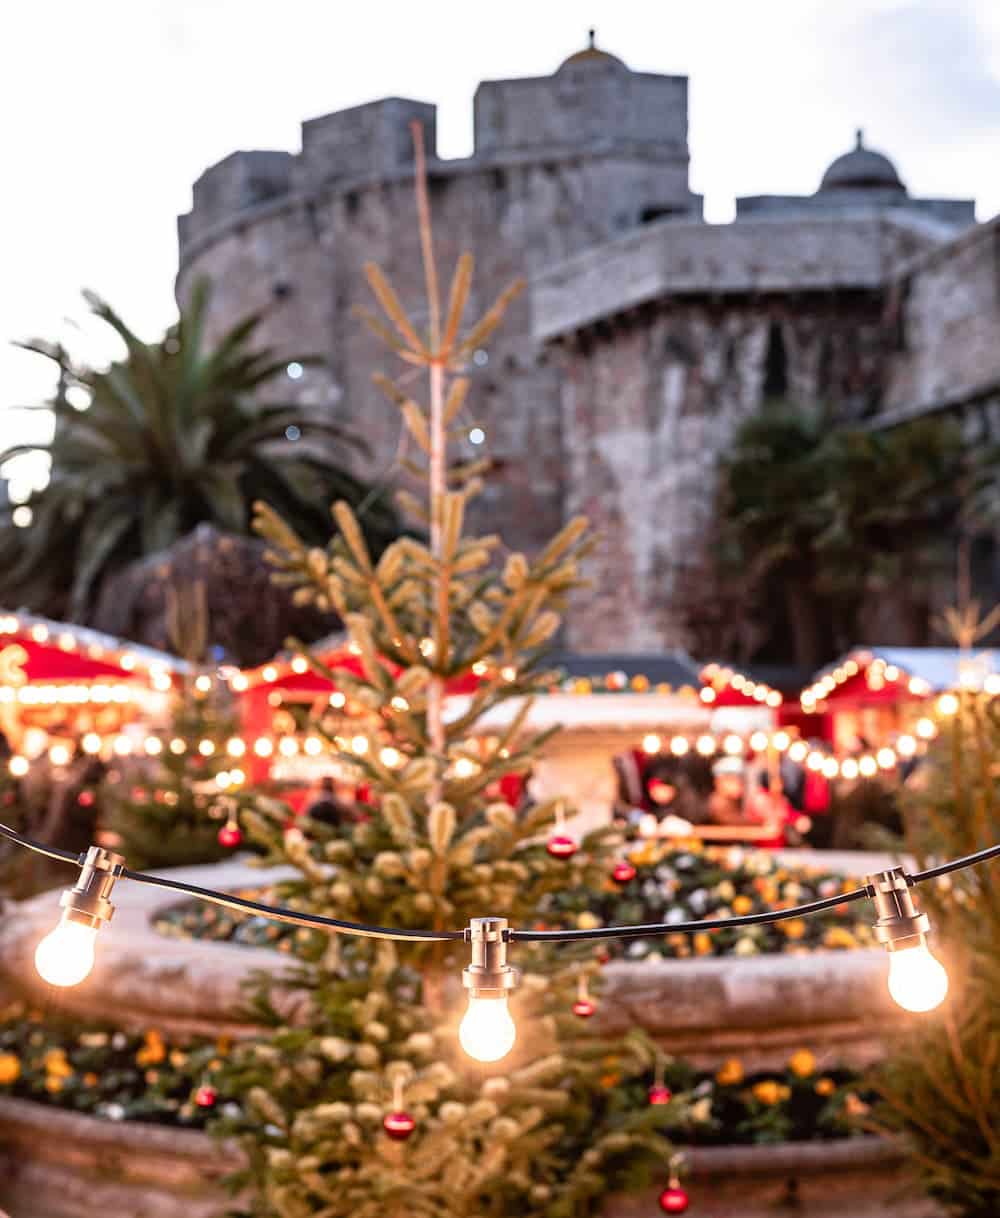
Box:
0, 1097, 941, 1218
0, 855, 909, 1069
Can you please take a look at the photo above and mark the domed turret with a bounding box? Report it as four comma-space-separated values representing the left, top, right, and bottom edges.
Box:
819, 129, 905, 194
558, 29, 627, 72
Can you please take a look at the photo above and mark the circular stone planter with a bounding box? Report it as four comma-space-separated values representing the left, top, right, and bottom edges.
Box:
0, 855, 910, 1069
0, 1097, 942, 1218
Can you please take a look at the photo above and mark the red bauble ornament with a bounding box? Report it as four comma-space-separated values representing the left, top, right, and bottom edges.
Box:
572, 998, 596, 1018
612, 860, 636, 883
77, 790, 95, 807
648, 1084, 672, 1105
658, 1186, 689, 1214
383, 1110, 416, 1141
217, 823, 243, 848
194, 1085, 217, 1108
547, 834, 578, 859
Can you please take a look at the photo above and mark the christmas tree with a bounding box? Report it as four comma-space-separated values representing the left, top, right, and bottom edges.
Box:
213, 125, 693, 1218
106, 583, 261, 869
871, 610, 1000, 1216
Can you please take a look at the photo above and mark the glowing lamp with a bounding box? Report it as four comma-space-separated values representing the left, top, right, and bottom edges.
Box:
35, 847, 123, 987
460, 917, 519, 1062
870, 868, 948, 1014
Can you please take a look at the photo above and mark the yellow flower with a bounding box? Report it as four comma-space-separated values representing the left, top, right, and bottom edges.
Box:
732, 895, 754, 915
780, 919, 807, 940
788, 1049, 816, 1078
44, 1076, 64, 1094
716, 1058, 744, 1086
169, 1049, 188, 1068
815, 1077, 836, 1096
752, 1080, 791, 1106
693, 932, 713, 956
136, 1029, 166, 1067
576, 912, 602, 931
43, 1049, 73, 1079
753, 879, 779, 903
0, 1053, 20, 1085
823, 926, 857, 950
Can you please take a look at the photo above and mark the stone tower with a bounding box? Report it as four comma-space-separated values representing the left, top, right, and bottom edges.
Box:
177, 34, 702, 553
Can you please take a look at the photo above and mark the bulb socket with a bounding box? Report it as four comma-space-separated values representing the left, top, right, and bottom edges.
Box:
868, 867, 930, 952
463, 917, 520, 998
60, 846, 126, 930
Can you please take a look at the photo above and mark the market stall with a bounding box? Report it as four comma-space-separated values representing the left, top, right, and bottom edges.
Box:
0, 612, 186, 768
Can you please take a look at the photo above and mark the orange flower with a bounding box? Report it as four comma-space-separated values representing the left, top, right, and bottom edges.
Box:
693, 932, 713, 957
788, 1049, 816, 1078
136, 1030, 166, 1067
815, 1077, 836, 1096
0, 1053, 20, 1085
752, 1080, 791, 1105
823, 927, 857, 950
44, 1076, 64, 1094
732, 895, 754, 915
600, 1072, 621, 1089
43, 1049, 73, 1079
843, 1092, 870, 1117
83, 1072, 99, 1087
716, 1058, 744, 1086
215, 1035, 232, 1056
780, 919, 807, 940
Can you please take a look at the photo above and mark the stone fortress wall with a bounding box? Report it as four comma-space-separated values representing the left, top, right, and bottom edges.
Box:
176, 36, 1000, 653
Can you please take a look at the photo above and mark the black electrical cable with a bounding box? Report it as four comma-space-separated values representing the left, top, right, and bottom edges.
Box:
909, 841, 1000, 884
2, 816, 997, 947
122, 868, 465, 942
0, 821, 82, 866
509, 887, 872, 943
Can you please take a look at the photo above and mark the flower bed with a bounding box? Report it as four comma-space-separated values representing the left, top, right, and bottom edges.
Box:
151, 842, 874, 959
0, 999, 876, 1148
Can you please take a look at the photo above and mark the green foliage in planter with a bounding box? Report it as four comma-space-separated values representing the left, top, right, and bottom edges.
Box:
0, 1001, 872, 1150
870, 691, 1000, 1217
151, 841, 874, 960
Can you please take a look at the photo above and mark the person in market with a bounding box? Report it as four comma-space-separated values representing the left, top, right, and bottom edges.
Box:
304, 775, 357, 829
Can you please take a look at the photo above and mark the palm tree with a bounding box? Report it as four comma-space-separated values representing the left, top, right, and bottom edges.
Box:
0, 281, 400, 623
717, 401, 965, 666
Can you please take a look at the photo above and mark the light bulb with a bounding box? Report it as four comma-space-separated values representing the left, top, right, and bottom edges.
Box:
459, 995, 516, 1063
887, 944, 949, 1013
34, 919, 97, 987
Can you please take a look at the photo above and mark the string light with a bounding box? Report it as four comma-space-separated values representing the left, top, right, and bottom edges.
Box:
937, 693, 959, 716
4, 819, 997, 1061
642, 734, 662, 755
459, 918, 519, 1063
194, 675, 213, 693
33, 847, 123, 988
226, 738, 247, 758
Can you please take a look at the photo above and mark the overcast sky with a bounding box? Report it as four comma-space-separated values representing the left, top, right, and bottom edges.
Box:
2, 0, 999, 495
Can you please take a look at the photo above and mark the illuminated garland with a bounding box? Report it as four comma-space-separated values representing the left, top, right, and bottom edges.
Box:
3, 814, 998, 1065
6, 716, 953, 785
